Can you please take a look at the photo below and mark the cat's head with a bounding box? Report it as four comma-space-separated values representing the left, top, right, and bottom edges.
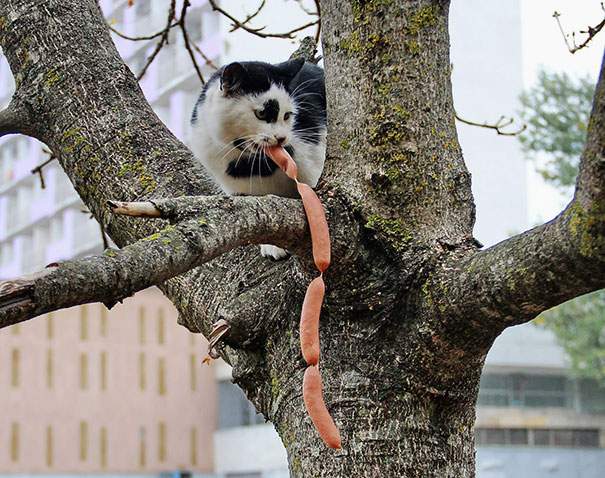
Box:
212, 59, 305, 151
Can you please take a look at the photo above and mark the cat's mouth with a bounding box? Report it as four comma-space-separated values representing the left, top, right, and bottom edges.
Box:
233, 137, 288, 154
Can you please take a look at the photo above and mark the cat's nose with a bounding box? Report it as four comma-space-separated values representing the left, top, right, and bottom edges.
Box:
275, 136, 287, 145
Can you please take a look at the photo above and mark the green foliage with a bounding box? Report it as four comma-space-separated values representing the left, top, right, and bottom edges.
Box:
519, 69, 595, 189
536, 291, 605, 383
522, 70, 605, 384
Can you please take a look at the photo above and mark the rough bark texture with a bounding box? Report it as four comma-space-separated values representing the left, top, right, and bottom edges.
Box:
1, 0, 604, 477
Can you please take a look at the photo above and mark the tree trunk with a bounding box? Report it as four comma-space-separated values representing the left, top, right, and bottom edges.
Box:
267, 306, 482, 476
1, 0, 604, 477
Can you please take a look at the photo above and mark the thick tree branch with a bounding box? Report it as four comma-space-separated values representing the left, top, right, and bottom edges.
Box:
0, 99, 29, 137
435, 48, 605, 329
0, 195, 308, 330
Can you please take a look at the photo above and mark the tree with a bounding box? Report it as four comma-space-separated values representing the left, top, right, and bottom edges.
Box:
520, 69, 605, 385
520, 69, 595, 189
0, 1, 604, 476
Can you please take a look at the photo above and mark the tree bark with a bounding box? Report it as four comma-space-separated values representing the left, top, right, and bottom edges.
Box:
1, 0, 604, 477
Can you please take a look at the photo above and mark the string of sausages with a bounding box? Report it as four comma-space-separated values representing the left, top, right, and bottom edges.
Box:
265, 145, 342, 449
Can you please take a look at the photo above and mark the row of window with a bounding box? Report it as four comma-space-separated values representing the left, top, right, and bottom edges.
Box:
5, 347, 200, 394
475, 428, 601, 448
8, 305, 172, 344
478, 373, 605, 413
6, 421, 200, 468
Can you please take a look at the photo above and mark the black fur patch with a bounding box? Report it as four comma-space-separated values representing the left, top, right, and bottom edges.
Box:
288, 63, 327, 144
261, 99, 279, 123
226, 154, 278, 177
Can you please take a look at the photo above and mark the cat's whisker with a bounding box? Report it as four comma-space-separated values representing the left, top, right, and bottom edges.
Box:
234, 140, 257, 170
218, 138, 257, 164
290, 77, 320, 97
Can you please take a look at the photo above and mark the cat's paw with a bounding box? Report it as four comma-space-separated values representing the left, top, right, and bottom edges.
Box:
260, 244, 289, 260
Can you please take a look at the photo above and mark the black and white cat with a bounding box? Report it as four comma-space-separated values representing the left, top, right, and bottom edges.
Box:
190, 58, 327, 259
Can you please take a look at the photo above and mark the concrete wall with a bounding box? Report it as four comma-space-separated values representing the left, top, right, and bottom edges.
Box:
0, 289, 217, 474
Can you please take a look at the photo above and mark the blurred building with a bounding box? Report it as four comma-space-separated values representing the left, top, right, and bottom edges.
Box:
451, 1, 605, 477
1, 1, 604, 478
0, 0, 222, 476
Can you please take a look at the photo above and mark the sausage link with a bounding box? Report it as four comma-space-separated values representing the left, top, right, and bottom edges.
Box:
303, 366, 342, 449
296, 182, 331, 272
300, 276, 324, 365
264, 145, 341, 449
264, 145, 298, 180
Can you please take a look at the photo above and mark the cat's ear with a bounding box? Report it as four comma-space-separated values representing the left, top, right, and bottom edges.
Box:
274, 58, 305, 81
221, 62, 247, 96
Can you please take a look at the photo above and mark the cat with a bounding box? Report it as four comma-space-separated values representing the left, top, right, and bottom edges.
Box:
190, 58, 327, 260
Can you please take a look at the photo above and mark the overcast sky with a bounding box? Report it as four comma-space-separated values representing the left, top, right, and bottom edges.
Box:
521, 0, 605, 223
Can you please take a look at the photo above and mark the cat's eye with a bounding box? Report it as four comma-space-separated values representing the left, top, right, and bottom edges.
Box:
284, 112, 292, 121
254, 109, 265, 120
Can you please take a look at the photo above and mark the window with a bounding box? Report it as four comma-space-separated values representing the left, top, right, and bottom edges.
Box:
79, 421, 88, 461
157, 309, 165, 344
99, 305, 108, 337
100, 427, 108, 468
46, 426, 53, 467
139, 352, 146, 391
158, 422, 167, 462
46, 349, 54, 389
47, 312, 54, 339
135, 0, 151, 17
10, 422, 19, 462
1, 140, 17, 185
79, 353, 88, 390
139, 427, 147, 468
578, 379, 605, 413
158, 357, 166, 395
190, 427, 197, 466
50, 216, 63, 242
138, 307, 146, 344
11, 348, 20, 387
189, 353, 197, 392
80, 305, 88, 340
184, 9, 202, 42
1, 240, 13, 266
475, 428, 600, 448
218, 381, 264, 429
509, 428, 528, 445
100, 351, 107, 390
478, 373, 570, 408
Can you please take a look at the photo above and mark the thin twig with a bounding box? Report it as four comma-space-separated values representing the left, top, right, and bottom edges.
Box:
30, 150, 56, 190
99, 222, 110, 250
228, 0, 266, 33
553, 5, 605, 54
208, 0, 318, 39
107, 21, 179, 42
313, 0, 321, 44
455, 113, 526, 136
179, 0, 205, 84
191, 42, 218, 70
136, 0, 177, 80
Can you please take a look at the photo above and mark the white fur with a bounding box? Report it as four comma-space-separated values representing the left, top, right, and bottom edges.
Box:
190, 81, 326, 259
